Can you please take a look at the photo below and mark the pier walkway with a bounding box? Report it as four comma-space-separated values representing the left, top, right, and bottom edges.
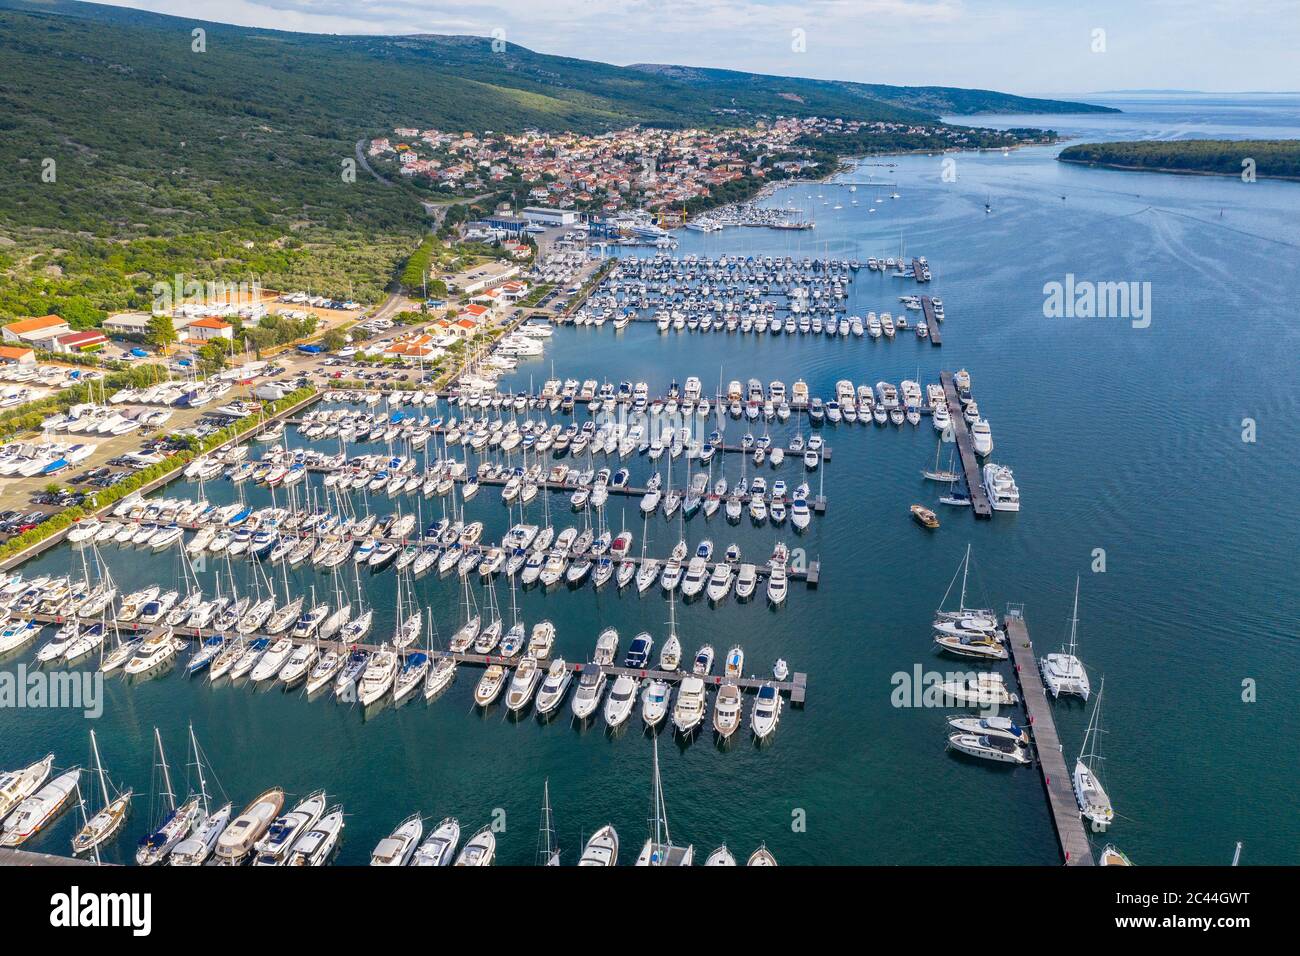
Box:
921, 296, 941, 347
940, 371, 991, 518
1004, 612, 1094, 866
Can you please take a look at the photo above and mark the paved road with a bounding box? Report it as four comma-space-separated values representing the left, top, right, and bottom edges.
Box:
353, 139, 395, 188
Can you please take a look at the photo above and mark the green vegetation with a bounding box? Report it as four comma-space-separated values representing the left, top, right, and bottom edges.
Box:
0, 0, 1098, 332
1058, 140, 1300, 180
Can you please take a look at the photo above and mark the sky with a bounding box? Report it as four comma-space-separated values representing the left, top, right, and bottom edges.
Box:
93, 0, 1299, 95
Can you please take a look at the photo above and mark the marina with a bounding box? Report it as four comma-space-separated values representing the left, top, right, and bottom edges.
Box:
3, 98, 1297, 867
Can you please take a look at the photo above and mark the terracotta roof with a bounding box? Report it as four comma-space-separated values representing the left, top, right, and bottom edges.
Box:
187, 317, 232, 330
0, 346, 34, 359
54, 330, 107, 346
4, 315, 69, 335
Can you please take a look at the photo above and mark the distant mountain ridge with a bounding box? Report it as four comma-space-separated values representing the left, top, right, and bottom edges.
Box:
628, 63, 1120, 116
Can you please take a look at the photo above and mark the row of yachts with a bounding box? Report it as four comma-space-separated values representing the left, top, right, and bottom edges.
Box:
1, 737, 779, 865
60, 482, 800, 603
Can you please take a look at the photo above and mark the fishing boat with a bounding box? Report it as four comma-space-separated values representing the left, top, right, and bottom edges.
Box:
370, 813, 423, 866
1073, 678, 1114, 828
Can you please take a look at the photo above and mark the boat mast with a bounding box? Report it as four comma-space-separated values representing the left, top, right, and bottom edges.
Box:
189, 722, 210, 816
1066, 575, 1081, 657
90, 728, 109, 807
155, 727, 176, 813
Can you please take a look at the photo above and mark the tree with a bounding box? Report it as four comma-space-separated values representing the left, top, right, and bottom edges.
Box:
322, 328, 348, 352
196, 341, 229, 375
146, 314, 178, 353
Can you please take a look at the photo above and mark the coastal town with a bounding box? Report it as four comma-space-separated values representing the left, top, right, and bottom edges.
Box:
369, 115, 1040, 216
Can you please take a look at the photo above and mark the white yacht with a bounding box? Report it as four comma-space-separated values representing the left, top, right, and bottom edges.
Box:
534, 658, 572, 715
948, 732, 1031, 764
411, 816, 460, 866
939, 673, 1018, 707
578, 824, 619, 866
1041, 577, 1092, 700
751, 683, 782, 739
603, 674, 639, 728
570, 667, 607, 721
983, 463, 1021, 511
712, 683, 743, 738
641, 679, 672, 728
370, 813, 423, 866
970, 418, 994, 456
671, 676, 707, 735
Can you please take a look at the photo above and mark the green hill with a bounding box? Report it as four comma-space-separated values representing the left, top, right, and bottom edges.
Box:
0, 0, 1109, 324
1059, 139, 1300, 180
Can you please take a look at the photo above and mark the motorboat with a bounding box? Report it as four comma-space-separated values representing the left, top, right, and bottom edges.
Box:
1, 768, 80, 847
215, 788, 286, 864
751, 683, 782, 739
534, 658, 572, 715
948, 732, 1031, 765
641, 679, 672, 728
671, 676, 707, 735
283, 805, 345, 866
712, 683, 743, 738
253, 790, 326, 866
578, 824, 619, 866
983, 463, 1021, 511
454, 826, 496, 866
370, 813, 423, 866
603, 674, 639, 728
411, 816, 460, 866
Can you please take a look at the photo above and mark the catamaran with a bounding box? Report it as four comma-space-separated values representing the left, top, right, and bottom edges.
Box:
636, 735, 693, 865
1040, 577, 1092, 700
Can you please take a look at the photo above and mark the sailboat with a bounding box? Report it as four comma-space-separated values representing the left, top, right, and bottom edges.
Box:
71, 729, 132, 855
635, 734, 693, 866
168, 724, 232, 866
1073, 677, 1114, 828
1040, 577, 1092, 700
934, 545, 997, 631
536, 780, 560, 866
135, 728, 201, 866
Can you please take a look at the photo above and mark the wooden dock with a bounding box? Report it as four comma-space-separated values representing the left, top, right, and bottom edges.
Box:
1004, 612, 1094, 866
921, 296, 942, 347
939, 371, 992, 518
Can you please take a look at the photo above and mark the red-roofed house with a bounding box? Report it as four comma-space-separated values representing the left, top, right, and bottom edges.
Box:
51, 330, 108, 354
462, 304, 491, 324
185, 317, 234, 341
